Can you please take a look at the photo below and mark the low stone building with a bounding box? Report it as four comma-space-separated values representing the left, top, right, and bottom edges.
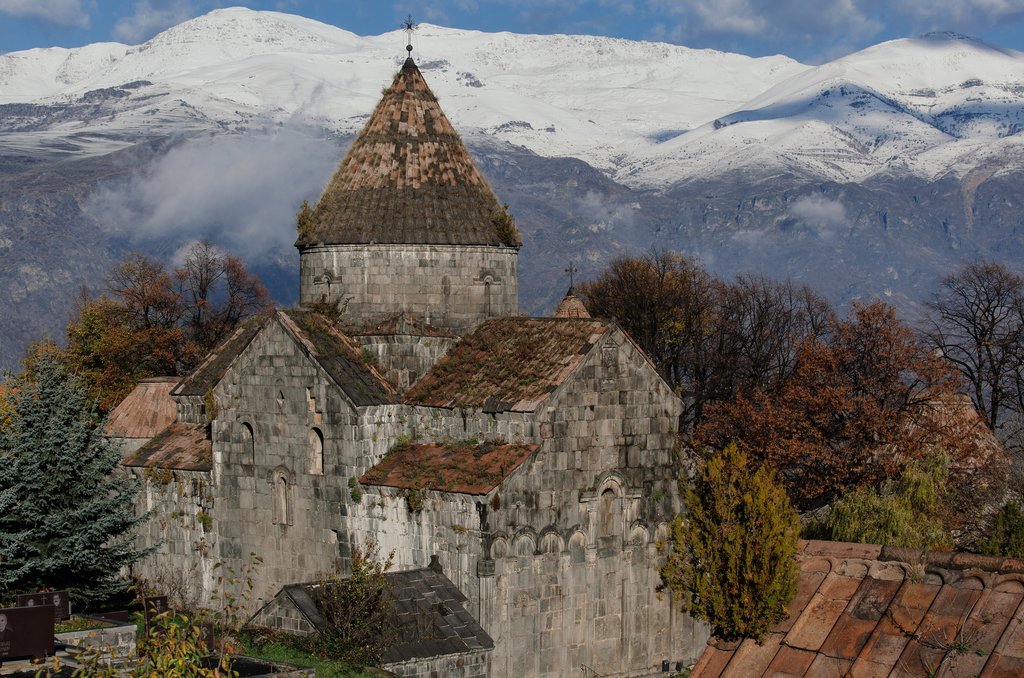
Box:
115, 51, 709, 677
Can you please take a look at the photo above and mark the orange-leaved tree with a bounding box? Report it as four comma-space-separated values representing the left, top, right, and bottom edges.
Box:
695, 301, 961, 508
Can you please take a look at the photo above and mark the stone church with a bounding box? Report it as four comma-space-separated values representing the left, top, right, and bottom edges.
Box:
108, 53, 709, 677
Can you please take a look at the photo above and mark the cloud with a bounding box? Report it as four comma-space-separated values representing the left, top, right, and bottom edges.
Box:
789, 195, 847, 237
113, 0, 195, 43
85, 127, 344, 264
0, 0, 90, 28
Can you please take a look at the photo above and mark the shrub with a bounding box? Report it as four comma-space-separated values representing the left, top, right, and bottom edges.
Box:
979, 502, 1024, 559
661, 443, 799, 643
306, 541, 397, 665
824, 450, 952, 549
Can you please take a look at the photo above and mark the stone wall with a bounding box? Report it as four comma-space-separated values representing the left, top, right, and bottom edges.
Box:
299, 244, 518, 336
130, 468, 217, 609
383, 650, 492, 678
355, 335, 457, 392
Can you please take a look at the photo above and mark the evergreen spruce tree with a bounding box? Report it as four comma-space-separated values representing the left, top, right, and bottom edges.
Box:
662, 442, 799, 644
0, 356, 150, 605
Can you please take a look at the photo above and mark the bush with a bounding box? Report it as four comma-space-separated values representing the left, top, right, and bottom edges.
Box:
824, 450, 952, 549
979, 502, 1024, 559
306, 541, 397, 665
661, 443, 799, 643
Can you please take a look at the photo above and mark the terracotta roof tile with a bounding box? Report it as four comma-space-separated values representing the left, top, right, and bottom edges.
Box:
105, 377, 177, 439
403, 317, 609, 411
298, 58, 517, 248
121, 423, 211, 471
693, 540, 1024, 678
359, 440, 537, 495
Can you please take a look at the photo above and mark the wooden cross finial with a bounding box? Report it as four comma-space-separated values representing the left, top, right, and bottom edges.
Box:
402, 15, 417, 55
565, 262, 578, 291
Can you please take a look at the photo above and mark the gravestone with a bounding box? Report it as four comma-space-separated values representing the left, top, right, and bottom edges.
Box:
0, 605, 55, 663
142, 596, 169, 637
16, 591, 70, 621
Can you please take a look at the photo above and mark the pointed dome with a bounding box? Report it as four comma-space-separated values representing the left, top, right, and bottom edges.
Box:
298, 57, 518, 248
553, 289, 590, 318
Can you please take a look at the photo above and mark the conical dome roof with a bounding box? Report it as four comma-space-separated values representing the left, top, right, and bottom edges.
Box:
297, 57, 518, 248
553, 289, 591, 319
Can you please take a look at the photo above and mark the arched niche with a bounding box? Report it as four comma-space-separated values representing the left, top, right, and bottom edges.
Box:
269, 467, 293, 526
240, 421, 255, 465
309, 427, 324, 475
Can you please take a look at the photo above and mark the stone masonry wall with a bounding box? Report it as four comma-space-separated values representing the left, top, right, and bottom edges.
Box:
383, 650, 492, 678
130, 468, 218, 610
299, 244, 518, 336
355, 335, 458, 392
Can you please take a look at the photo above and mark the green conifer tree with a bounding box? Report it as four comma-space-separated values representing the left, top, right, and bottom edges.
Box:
662, 442, 799, 643
0, 356, 151, 604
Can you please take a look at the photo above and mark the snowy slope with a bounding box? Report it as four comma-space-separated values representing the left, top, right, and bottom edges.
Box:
1, 8, 1023, 188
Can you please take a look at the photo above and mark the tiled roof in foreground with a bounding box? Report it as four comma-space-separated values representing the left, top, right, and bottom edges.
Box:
360, 440, 538, 495
404, 317, 609, 411
692, 540, 1024, 677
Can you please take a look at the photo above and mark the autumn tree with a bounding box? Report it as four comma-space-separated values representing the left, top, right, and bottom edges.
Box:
922, 260, 1024, 431
696, 302, 961, 507
62, 242, 270, 411
579, 252, 832, 430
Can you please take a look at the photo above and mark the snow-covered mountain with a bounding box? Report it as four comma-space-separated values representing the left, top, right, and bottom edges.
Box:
3, 9, 1023, 188
2, 8, 1024, 369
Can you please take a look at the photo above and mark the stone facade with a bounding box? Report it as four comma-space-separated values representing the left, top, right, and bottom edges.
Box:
120, 50, 709, 678
299, 244, 518, 335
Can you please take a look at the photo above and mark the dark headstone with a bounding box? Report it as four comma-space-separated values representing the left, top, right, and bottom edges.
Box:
16, 591, 70, 621
197, 622, 215, 652
143, 595, 169, 636
0, 605, 55, 661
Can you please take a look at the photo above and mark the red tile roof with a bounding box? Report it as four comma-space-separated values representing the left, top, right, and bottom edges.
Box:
121, 423, 212, 472
297, 57, 517, 248
359, 440, 538, 495
691, 540, 1024, 678
552, 291, 590, 319
403, 317, 609, 411
105, 377, 178, 439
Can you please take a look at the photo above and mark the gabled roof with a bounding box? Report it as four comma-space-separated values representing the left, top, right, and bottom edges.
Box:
297, 57, 516, 248
279, 310, 397, 407
121, 423, 211, 472
360, 440, 538, 495
174, 315, 269, 397
105, 377, 178, 439
692, 540, 1024, 677
403, 317, 609, 411
173, 310, 396, 408
269, 567, 493, 665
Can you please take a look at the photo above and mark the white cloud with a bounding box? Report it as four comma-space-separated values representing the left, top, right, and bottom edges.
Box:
0, 0, 90, 28
113, 0, 194, 43
789, 195, 847, 237
85, 127, 344, 263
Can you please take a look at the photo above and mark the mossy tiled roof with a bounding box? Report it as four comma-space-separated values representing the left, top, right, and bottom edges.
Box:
404, 317, 608, 411
280, 310, 397, 407
297, 57, 515, 248
105, 377, 178, 439
360, 440, 538, 495
174, 315, 269, 397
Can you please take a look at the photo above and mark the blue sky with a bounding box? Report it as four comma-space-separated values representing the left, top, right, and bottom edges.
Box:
1, 0, 1024, 63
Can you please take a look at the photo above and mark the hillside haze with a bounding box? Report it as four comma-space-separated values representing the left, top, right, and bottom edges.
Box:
1, 7, 1023, 368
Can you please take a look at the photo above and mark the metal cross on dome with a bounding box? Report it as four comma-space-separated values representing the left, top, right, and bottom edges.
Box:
565, 262, 578, 291
402, 15, 417, 55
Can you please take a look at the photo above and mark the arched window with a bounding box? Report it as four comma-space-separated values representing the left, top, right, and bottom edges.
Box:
273, 473, 290, 525
241, 422, 255, 465
599, 488, 621, 545
310, 428, 324, 475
